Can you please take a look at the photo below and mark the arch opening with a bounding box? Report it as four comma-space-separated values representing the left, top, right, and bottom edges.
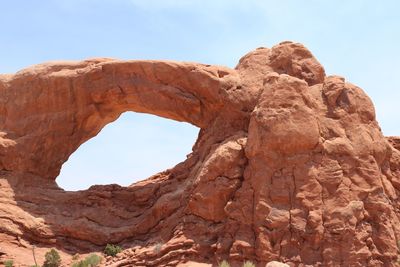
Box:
56, 111, 199, 191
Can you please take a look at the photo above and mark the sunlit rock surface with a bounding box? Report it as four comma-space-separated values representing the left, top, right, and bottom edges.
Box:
1, 42, 399, 266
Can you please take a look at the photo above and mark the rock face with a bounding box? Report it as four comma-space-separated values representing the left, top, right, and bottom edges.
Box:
0, 41, 400, 266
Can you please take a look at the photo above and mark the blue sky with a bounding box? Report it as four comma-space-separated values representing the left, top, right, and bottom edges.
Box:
1, 0, 399, 190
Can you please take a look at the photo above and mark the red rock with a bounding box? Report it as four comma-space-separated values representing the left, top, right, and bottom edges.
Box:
0, 41, 399, 266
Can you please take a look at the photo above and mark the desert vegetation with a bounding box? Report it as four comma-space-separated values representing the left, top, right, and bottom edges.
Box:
104, 244, 122, 257
43, 249, 61, 267
1, 247, 106, 267
72, 254, 102, 267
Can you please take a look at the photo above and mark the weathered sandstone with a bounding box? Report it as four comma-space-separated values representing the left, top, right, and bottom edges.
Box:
0, 42, 399, 266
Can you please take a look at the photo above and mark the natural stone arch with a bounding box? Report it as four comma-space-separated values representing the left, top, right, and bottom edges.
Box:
0, 59, 239, 179
1, 42, 400, 266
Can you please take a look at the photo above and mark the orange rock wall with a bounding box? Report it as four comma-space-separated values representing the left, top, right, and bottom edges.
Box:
1, 42, 399, 266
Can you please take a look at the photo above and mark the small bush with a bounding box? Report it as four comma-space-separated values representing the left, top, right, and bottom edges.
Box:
219, 260, 230, 267
85, 254, 102, 266
104, 244, 122, 257
4, 260, 14, 267
243, 261, 256, 267
72, 254, 102, 267
43, 249, 61, 267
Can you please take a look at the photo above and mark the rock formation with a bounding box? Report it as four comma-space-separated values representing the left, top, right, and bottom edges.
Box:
1, 41, 400, 266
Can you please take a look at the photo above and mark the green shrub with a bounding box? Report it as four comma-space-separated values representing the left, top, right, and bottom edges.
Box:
243, 261, 255, 267
104, 244, 122, 257
4, 260, 14, 267
43, 249, 61, 267
72, 254, 102, 267
85, 254, 102, 266
219, 260, 230, 267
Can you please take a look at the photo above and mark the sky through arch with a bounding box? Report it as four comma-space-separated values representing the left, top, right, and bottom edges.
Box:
56, 112, 198, 191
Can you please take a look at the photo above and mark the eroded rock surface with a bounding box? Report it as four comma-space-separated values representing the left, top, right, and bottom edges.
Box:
1, 42, 400, 266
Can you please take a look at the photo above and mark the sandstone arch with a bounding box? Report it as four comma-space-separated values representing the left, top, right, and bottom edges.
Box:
1, 42, 400, 266
0, 59, 238, 179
